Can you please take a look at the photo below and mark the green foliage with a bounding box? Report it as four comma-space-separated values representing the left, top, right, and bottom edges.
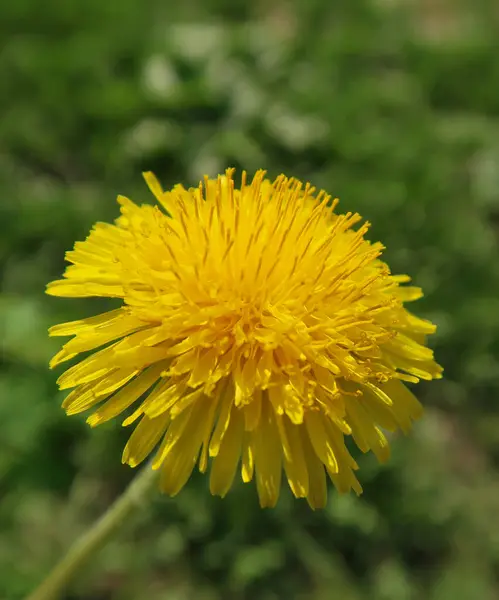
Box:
2, 0, 499, 598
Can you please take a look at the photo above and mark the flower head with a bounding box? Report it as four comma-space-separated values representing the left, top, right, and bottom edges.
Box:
47, 169, 442, 508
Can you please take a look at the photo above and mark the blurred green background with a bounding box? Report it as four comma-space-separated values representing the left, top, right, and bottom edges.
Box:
2, 0, 499, 598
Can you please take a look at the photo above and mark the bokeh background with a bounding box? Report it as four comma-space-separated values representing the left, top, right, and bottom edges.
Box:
2, 0, 499, 598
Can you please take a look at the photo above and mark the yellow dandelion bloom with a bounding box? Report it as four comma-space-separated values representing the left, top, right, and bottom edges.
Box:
47, 169, 442, 509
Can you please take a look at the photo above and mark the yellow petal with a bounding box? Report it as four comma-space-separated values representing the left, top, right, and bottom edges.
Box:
56, 343, 119, 389
152, 399, 195, 470
275, 413, 309, 498
54, 321, 147, 364
48, 309, 125, 337
299, 425, 327, 510
243, 389, 261, 431
126, 378, 184, 423
198, 392, 221, 473
253, 400, 282, 508
91, 368, 139, 397
346, 398, 391, 463
241, 433, 254, 483
122, 412, 170, 467
381, 378, 424, 423
63, 369, 137, 415
63, 381, 107, 415
87, 363, 165, 427
210, 405, 244, 497
157, 402, 206, 496
358, 390, 401, 433
387, 333, 435, 362
143, 171, 164, 202
304, 410, 339, 474
46, 279, 124, 298
209, 381, 235, 457
323, 421, 362, 495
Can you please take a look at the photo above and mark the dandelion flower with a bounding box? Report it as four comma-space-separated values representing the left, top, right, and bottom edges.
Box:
47, 169, 442, 509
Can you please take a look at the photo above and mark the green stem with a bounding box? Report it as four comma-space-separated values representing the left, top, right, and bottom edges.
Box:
26, 462, 159, 600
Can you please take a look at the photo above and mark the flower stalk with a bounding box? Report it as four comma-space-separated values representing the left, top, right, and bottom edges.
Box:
26, 462, 159, 600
